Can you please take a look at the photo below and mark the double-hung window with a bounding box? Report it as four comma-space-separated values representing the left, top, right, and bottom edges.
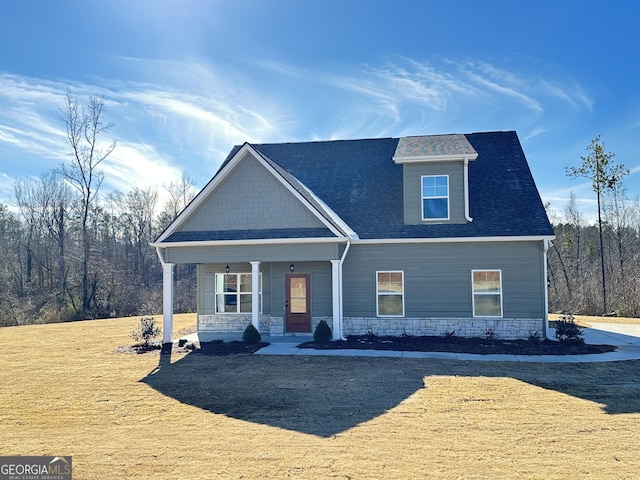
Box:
376, 271, 404, 317
215, 273, 261, 314
472, 270, 503, 317
422, 175, 449, 220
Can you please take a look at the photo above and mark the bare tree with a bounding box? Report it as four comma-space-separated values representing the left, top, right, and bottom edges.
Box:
60, 92, 116, 314
39, 171, 72, 303
566, 136, 628, 314
118, 187, 158, 287
157, 170, 197, 232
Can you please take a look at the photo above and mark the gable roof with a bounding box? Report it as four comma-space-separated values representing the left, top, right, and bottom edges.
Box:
155, 131, 554, 244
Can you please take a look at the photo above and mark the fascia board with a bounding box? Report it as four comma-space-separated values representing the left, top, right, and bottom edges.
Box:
392, 153, 479, 164
151, 234, 555, 249
352, 235, 555, 245
151, 237, 348, 248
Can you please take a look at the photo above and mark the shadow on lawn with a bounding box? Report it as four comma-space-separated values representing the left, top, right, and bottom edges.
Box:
141, 346, 640, 437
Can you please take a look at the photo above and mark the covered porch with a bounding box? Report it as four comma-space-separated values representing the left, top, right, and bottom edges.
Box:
155, 240, 350, 343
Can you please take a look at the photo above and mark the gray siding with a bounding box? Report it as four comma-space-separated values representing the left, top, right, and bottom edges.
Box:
165, 242, 340, 264
342, 241, 546, 319
179, 154, 326, 232
268, 261, 333, 317
403, 161, 467, 224
197, 261, 333, 318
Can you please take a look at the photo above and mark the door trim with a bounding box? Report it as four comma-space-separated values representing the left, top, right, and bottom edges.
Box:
285, 273, 311, 333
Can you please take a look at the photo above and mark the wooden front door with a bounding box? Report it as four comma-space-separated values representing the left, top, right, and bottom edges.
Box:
285, 273, 311, 333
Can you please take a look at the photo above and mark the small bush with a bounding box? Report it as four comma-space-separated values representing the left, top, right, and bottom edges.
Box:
484, 328, 497, 341
441, 330, 456, 339
177, 338, 187, 347
130, 316, 161, 346
313, 319, 333, 343
555, 313, 585, 345
528, 331, 542, 345
242, 323, 262, 343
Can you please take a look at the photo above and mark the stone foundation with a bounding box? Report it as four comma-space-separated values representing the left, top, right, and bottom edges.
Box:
198, 314, 543, 339
198, 314, 270, 333
198, 315, 332, 336
343, 317, 543, 340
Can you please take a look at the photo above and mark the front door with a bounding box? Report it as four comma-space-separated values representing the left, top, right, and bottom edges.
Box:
285, 273, 311, 333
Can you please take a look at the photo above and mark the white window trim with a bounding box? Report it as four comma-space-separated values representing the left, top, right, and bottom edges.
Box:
471, 269, 503, 318
421, 174, 450, 221
214, 272, 262, 314
376, 270, 405, 317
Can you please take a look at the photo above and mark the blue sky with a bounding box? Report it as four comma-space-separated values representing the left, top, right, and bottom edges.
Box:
1, 0, 638, 221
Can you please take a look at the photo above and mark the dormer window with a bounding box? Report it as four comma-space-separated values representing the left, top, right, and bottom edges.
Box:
421, 175, 449, 220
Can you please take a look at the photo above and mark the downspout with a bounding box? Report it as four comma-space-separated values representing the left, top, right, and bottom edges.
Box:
337, 240, 351, 340
464, 156, 473, 222
543, 239, 552, 340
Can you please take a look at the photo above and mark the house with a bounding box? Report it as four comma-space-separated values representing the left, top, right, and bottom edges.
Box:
152, 131, 555, 343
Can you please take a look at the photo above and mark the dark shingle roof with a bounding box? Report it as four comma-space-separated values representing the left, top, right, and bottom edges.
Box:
235, 131, 553, 239
167, 131, 553, 243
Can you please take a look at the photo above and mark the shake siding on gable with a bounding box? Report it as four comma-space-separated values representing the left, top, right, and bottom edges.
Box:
341, 241, 546, 319
402, 161, 467, 225
178, 155, 326, 232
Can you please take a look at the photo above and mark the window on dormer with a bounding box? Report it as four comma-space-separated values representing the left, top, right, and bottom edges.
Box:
421, 175, 449, 220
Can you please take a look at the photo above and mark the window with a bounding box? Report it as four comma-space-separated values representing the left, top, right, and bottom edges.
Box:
422, 175, 449, 220
376, 271, 404, 317
472, 270, 502, 317
215, 273, 261, 314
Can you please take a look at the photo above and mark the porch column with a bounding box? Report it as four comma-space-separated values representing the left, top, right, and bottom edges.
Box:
162, 263, 175, 344
331, 260, 342, 340
250, 261, 261, 330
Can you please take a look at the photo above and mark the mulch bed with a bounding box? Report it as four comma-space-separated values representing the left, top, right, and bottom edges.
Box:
115, 340, 269, 356
195, 340, 270, 356
116, 335, 616, 356
298, 334, 617, 355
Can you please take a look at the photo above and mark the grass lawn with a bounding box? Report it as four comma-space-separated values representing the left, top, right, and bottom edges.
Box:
549, 313, 640, 326
2, 314, 640, 479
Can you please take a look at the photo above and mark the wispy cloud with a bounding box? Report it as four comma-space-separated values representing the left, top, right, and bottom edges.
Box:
0, 54, 602, 213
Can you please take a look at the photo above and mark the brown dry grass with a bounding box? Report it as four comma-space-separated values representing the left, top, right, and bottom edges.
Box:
2, 314, 640, 479
549, 313, 640, 327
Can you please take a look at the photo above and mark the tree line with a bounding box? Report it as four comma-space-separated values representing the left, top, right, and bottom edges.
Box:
548, 191, 640, 317
0, 94, 197, 326
0, 94, 637, 325
549, 136, 638, 317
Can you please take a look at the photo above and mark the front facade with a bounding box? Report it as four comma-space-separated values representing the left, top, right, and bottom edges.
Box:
153, 132, 555, 342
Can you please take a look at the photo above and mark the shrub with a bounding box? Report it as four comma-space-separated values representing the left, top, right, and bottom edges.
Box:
177, 338, 187, 347
441, 330, 456, 340
528, 331, 542, 344
313, 319, 333, 343
130, 316, 161, 346
242, 323, 262, 343
555, 313, 585, 345
483, 328, 497, 341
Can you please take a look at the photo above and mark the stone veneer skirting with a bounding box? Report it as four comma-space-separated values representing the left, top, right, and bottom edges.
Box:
198, 314, 543, 339
342, 317, 543, 340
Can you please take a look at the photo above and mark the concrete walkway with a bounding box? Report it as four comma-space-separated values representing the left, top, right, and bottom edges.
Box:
179, 323, 640, 363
